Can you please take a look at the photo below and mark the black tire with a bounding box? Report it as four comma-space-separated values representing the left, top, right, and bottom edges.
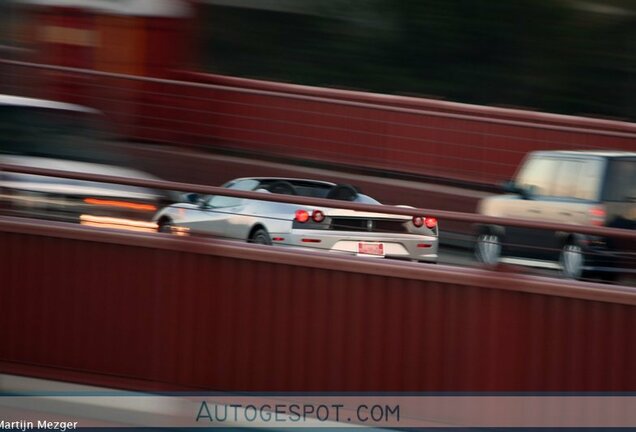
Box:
250, 228, 272, 245
157, 218, 173, 234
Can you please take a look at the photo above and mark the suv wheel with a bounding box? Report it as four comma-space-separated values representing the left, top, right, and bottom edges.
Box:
560, 242, 584, 279
475, 233, 501, 266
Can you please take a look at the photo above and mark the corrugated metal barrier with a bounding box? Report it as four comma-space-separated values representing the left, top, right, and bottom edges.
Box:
2, 213, 636, 392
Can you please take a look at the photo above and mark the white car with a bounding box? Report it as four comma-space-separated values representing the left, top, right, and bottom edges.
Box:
154, 177, 439, 262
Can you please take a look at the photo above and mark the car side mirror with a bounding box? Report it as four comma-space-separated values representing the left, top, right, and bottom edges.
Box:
502, 180, 534, 200
502, 180, 517, 193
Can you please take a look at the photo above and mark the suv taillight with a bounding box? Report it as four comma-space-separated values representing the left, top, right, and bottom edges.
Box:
589, 205, 606, 226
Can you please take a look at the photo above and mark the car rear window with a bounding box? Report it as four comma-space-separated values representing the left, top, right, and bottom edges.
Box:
603, 159, 636, 202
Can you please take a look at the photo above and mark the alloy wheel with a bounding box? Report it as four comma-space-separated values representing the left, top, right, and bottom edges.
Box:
560, 243, 584, 279
476, 234, 501, 266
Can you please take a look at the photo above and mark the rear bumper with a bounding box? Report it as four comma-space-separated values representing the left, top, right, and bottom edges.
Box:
285, 230, 439, 262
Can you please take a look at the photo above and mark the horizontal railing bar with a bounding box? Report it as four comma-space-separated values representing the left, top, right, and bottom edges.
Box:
2, 163, 636, 239
2, 215, 635, 306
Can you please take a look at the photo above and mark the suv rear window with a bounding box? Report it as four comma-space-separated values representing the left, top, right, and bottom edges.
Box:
604, 159, 636, 202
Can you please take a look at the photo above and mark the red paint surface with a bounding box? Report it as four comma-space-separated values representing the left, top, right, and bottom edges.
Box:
1, 218, 635, 392
110, 75, 636, 185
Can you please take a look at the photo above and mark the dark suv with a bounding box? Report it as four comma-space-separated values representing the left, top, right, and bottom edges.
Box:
475, 151, 636, 280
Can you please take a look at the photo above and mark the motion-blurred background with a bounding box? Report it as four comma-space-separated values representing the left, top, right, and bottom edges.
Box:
3, 0, 635, 120
0, 0, 634, 276
200, 0, 636, 121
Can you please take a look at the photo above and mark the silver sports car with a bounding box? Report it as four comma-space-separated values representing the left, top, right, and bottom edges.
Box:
153, 178, 439, 262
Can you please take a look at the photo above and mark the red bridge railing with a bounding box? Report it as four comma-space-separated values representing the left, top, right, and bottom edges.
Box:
2, 59, 635, 187
2, 213, 636, 392
1, 165, 636, 391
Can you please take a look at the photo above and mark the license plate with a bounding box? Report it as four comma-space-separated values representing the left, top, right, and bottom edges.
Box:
357, 242, 385, 257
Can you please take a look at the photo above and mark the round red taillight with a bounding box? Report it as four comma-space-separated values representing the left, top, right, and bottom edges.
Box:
412, 216, 424, 227
295, 209, 309, 223
312, 210, 325, 223
424, 217, 437, 229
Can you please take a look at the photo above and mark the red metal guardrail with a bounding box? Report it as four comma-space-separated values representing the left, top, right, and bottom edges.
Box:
1, 213, 636, 392
2, 164, 636, 391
